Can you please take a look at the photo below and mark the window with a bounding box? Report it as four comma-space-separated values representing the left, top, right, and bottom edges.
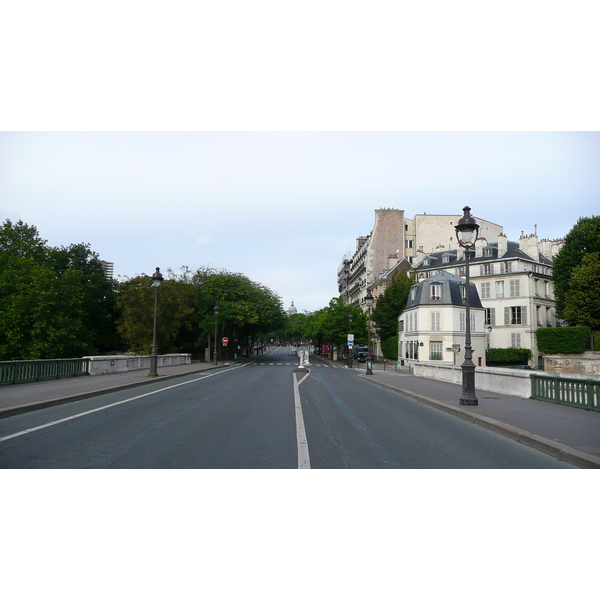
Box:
399, 320, 404, 332
511, 333, 521, 348
481, 282, 491, 299
485, 307, 495, 326
405, 240, 413, 248
460, 311, 476, 331
430, 284, 441, 301
480, 264, 493, 276
496, 281, 505, 298
505, 306, 527, 325
501, 262, 512, 274
430, 341, 443, 360
430, 311, 441, 331
510, 279, 520, 297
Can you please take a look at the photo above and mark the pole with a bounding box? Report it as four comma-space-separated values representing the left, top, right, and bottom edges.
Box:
460, 248, 478, 405
366, 306, 373, 375
213, 313, 218, 365
149, 285, 159, 377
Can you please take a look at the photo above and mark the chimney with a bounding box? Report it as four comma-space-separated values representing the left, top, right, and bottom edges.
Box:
497, 233, 508, 257
520, 231, 540, 262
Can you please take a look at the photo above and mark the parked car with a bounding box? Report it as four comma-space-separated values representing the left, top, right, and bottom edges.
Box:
513, 365, 532, 370
353, 346, 368, 362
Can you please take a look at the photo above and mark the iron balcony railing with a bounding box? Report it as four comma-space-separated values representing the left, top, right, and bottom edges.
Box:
531, 374, 600, 412
0, 358, 90, 385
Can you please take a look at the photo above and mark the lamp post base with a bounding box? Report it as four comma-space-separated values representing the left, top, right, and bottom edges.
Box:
149, 354, 158, 378
460, 363, 478, 406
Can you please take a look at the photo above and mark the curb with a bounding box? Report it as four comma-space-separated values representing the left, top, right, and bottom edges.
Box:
0, 363, 233, 419
357, 373, 600, 469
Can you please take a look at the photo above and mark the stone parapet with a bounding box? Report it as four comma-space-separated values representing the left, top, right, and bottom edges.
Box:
544, 353, 600, 377
84, 354, 191, 375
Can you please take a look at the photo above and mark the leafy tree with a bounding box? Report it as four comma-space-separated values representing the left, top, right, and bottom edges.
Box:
116, 272, 196, 354
0, 258, 89, 359
0, 219, 47, 265
561, 252, 600, 331
553, 215, 600, 319
371, 271, 414, 340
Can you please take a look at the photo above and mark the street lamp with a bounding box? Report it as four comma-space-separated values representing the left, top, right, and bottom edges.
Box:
455, 206, 480, 405
365, 289, 374, 375
149, 267, 164, 377
213, 303, 220, 365
347, 311, 353, 368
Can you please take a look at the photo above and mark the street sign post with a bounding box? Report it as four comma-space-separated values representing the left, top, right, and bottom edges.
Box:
222, 337, 229, 346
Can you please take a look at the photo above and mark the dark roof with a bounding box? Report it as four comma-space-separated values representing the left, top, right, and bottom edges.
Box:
405, 271, 482, 309
416, 240, 552, 271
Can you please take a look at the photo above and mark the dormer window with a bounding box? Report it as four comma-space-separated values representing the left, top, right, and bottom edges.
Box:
484, 247, 493, 257
423, 258, 430, 266
442, 254, 450, 263
430, 283, 441, 301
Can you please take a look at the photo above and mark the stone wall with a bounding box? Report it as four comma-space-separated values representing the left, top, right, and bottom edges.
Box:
544, 353, 600, 377
84, 354, 191, 375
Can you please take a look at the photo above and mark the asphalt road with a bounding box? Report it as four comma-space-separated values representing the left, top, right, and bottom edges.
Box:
0, 347, 575, 468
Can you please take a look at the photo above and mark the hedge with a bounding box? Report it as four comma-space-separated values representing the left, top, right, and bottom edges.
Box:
381, 336, 398, 360
486, 348, 532, 364
536, 326, 590, 354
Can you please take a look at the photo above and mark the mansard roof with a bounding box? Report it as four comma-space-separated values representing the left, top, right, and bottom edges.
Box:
416, 240, 553, 271
405, 271, 483, 310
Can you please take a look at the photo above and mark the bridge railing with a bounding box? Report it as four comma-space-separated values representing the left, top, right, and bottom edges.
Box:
0, 358, 90, 385
531, 374, 600, 412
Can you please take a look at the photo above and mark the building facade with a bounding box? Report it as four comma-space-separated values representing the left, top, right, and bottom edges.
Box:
338, 209, 503, 310
411, 230, 564, 366
398, 271, 486, 367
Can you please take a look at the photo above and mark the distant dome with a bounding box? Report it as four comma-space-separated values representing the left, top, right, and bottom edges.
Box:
287, 300, 298, 315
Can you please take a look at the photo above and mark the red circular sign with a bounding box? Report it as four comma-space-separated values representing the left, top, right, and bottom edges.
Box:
222, 337, 229, 344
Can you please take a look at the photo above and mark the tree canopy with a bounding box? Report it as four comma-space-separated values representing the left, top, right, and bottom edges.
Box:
371, 271, 414, 341
553, 215, 600, 322
0, 220, 119, 359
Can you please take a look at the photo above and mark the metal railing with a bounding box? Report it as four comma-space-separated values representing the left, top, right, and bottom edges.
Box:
531, 374, 600, 412
0, 358, 90, 385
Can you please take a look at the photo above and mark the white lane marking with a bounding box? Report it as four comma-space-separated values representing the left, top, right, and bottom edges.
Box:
0, 367, 240, 443
293, 372, 311, 469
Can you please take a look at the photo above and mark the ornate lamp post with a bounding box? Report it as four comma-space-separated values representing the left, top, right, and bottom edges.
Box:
455, 206, 480, 405
149, 267, 164, 377
213, 303, 220, 365
365, 289, 374, 375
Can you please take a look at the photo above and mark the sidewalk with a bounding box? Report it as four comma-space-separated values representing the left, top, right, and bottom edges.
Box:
0, 361, 233, 418
353, 363, 600, 468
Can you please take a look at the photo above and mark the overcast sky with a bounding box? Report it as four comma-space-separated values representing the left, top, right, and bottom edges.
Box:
1, 131, 598, 312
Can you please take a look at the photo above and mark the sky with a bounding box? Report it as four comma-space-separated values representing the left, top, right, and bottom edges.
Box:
1, 131, 598, 312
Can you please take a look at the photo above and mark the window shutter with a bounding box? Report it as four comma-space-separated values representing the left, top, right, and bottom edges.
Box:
522, 306, 527, 325
504, 307, 510, 325
490, 307, 496, 326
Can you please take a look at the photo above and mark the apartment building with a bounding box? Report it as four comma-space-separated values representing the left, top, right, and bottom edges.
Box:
412, 230, 564, 366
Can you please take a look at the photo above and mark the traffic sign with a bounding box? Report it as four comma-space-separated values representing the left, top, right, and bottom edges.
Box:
222, 337, 229, 345
347, 340, 354, 347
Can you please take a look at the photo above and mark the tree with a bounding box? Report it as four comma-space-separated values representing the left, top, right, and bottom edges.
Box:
116, 272, 196, 354
371, 271, 414, 340
553, 215, 600, 319
0, 220, 119, 359
0, 258, 90, 359
561, 252, 600, 331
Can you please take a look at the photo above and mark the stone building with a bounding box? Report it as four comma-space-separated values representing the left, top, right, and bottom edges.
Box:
411, 229, 564, 366
398, 271, 486, 367
338, 209, 503, 310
